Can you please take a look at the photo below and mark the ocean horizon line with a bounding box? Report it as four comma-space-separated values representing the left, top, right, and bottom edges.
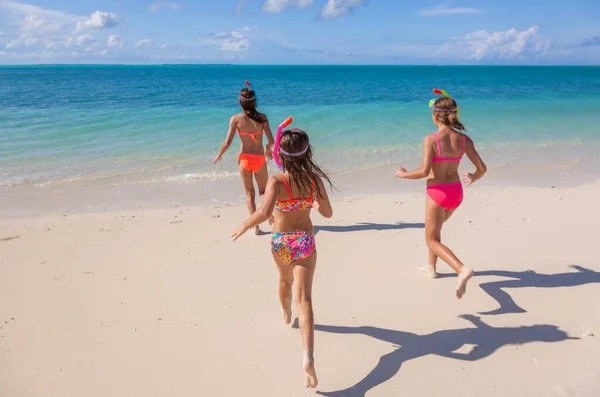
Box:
0, 63, 598, 68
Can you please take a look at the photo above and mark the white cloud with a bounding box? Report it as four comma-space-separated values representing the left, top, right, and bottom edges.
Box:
418, 4, 481, 16
0, 1, 79, 24
320, 0, 365, 20
21, 14, 62, 34
148, 2, 180, 12
76, 11, 123, 33
107, 35, 125, 48
5, 36, 39, 49
212, 28, 251, 51
445, 25, 551, 61
262, 0, 314, 14
136, 39, 154, 47
67, 35, 97, 47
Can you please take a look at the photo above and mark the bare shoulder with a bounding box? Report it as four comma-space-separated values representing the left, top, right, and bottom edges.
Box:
462, 133, 475, 146
423, 133, 436, 146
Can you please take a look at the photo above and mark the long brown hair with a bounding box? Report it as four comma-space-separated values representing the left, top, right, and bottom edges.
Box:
239, 88, 267, 123
432, 97, 467, 132
279, 128, 334, 198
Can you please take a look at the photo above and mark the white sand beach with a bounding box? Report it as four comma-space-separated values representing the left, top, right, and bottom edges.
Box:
1, 181, 599, 396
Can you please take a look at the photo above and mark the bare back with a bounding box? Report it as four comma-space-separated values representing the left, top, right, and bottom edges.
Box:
427, 129, 467, 185
233, 113, 266, 155
271, 174, 331, 235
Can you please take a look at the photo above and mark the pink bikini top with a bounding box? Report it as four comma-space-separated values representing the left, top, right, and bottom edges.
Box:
432, 132, 466, 163
275, 175, 314, 213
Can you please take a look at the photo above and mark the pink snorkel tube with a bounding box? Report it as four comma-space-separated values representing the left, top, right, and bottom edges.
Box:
273, 116, 293, 169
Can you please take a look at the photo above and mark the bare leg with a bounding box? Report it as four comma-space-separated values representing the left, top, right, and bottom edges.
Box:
424, 208, 455, 278
293, 252, 318, 388
238, 163, 260, 235
272, 251, 294, 325
425, 196, 473, 298
253, 162, 274, 225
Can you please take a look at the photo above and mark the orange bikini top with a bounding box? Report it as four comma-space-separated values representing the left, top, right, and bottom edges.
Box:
238, 130, 263, 143
275, 175, 314, 213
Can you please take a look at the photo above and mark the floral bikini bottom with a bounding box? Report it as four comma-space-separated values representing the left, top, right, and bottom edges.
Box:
271, 232, 316, 264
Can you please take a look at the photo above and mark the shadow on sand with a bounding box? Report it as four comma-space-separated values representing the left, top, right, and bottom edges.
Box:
475, 265, 600, 315
304, 315, 576, 397
314, 222, 424, 235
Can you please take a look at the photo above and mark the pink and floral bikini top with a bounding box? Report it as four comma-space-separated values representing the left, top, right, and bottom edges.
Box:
274, 174, 314, 212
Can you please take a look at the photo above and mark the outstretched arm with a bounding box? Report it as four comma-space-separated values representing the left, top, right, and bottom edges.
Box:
263, 118, 275, 161
462, 135, 487, 186
213, 116, 237, 164
396, 136, 433, 179
232, 177, 278, 240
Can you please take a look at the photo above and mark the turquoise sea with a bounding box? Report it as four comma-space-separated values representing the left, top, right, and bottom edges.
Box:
1, 65, 600, 191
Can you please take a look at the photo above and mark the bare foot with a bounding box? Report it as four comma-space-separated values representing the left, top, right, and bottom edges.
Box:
456, 267, 474, 299
281, 297, 292, 325
420, 264, 438, 279
253, 225, 261, 235
303, 352, 318, 388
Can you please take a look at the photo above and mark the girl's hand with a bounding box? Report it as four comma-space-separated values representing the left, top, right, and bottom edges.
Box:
462, 172, 475, 186
231, 224, 248, 241
312, 199, 320, 210
213, 154, 223, 164
265, 144, 274, 161
396, 167, 407, 178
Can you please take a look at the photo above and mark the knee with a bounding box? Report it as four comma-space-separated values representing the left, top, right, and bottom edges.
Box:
280, 276, 293, 286
245, 190, 256, 200
425, 233, 439, 247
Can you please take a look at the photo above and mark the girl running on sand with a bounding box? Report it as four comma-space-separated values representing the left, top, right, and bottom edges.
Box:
213, 82, 275, 235
232, 126, 333, 388
396, 90, 487, 299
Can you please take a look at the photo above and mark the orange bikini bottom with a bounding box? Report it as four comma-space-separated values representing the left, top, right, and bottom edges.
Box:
238, 153, 266, 173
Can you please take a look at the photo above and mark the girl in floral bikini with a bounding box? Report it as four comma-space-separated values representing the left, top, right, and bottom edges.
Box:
232, 126, 333, 389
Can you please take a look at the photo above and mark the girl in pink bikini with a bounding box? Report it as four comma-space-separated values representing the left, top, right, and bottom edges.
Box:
231, 126, 333, 388
213, 82, 275, 235
396, 91, 487, 299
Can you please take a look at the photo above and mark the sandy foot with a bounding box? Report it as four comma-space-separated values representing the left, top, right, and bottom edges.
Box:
303, 352, 318, 388
253, 225, 261, 235
420, 264, 438, 279
456, 267, 474, 299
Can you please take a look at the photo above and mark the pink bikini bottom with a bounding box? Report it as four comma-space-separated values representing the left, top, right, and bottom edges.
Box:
426, 182, 463, 210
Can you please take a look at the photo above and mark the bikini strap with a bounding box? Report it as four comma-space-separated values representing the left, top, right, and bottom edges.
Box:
460, 134, 466, 157
281, 174, 293, 200
434, 133, 441, 157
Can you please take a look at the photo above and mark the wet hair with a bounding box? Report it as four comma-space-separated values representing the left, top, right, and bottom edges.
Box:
239, 88, 267, 124
432, 97, 467, 132
279, 128, 334, 198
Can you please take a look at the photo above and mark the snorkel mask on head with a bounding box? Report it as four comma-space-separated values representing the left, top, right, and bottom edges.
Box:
273, 116, 294, 169
240, 80, 258, 105
429, 88, 460, 118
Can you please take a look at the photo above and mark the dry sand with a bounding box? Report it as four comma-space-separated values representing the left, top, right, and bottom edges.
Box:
1, 181, 599, 396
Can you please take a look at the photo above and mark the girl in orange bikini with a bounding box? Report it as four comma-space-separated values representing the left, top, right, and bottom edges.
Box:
396, 90, 487, 299
213, 82, 275, 235
231, 126, 333, 389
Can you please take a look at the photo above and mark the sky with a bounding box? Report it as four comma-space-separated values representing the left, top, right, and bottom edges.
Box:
0, 0, 598, 64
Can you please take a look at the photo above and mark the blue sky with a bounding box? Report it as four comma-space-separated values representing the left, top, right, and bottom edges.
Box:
0, 0, 598, 64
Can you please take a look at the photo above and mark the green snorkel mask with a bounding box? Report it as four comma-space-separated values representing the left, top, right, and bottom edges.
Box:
429, 88, 460, 118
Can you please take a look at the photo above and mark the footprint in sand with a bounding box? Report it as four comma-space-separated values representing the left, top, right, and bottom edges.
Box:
1, 236, 20, 242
